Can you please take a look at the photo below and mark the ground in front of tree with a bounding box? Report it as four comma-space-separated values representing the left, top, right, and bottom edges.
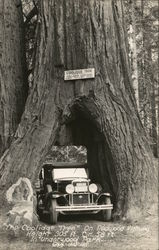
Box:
0, 201, 158, 250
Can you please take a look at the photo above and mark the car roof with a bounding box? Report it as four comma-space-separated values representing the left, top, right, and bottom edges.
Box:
42, 161, 87, 169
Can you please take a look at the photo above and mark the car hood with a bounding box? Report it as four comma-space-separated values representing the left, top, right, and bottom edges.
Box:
55, 177, 89, 182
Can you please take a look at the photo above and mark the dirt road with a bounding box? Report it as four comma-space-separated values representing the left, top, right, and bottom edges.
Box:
0, 206, 158, 250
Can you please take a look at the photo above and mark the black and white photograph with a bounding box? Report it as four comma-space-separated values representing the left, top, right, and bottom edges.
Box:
0, 0, 158, 249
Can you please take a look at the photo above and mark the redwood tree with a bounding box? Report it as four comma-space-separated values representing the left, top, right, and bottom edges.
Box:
0, 0, 28, 156
0, 0, 157, 220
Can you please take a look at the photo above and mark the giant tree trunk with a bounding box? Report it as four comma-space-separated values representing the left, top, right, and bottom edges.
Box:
0, 0, 28, 156
0, 0, 157, 220
128, 0, 139, 110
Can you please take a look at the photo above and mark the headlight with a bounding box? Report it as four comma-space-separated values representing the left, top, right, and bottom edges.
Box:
66, 184, 74, 194
89, 183, 98, 193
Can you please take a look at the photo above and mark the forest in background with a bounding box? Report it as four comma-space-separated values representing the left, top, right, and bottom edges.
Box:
124, 0, 159, 158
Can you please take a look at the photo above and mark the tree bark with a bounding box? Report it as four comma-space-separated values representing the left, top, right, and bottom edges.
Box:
128, 0, 139, 110
0, 0, 28, 156
0, 0, 157, 220
148, 48, 158, 157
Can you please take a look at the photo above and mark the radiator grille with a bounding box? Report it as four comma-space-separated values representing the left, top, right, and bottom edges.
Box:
72, 193, 90, 205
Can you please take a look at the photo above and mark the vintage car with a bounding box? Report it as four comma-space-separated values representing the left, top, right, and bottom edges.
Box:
35, 162, 113, 224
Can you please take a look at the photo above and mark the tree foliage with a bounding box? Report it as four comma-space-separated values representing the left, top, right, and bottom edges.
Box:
124, 0, 159, 157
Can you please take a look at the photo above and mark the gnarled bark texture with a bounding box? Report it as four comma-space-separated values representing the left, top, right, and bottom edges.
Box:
0, 0, 28, 156
0, 0, 157, 219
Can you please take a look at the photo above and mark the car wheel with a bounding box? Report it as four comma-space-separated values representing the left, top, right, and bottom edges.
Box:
50, 199, 58, 225
101, 197, 112, 222
37, 209, 43, 220
37, 201, 44, 221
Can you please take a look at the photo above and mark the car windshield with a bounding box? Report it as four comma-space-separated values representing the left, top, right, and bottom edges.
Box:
52, 168, 87, 180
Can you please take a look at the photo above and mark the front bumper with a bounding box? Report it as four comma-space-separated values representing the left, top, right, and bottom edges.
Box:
56, 204, 113, 212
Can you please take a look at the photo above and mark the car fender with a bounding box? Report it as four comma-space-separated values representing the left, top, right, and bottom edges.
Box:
44, 192, 62, 207
96, 193, 111, 203
51, 193, 69, 205
52, 193, 61, 199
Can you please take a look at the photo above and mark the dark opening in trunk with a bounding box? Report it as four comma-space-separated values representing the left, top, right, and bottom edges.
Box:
57, 105, 118, 208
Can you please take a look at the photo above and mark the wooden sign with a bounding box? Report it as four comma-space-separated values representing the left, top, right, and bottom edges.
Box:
64, 68, 95, 81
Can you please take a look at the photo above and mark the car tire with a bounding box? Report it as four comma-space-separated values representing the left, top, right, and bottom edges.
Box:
37, 200, 44, 221
101, 197, 112, 222
50, 199, 58, 225
37, 208, 43, 220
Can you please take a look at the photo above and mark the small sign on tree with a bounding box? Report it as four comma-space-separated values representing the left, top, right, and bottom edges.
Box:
64, 68, 95, 81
